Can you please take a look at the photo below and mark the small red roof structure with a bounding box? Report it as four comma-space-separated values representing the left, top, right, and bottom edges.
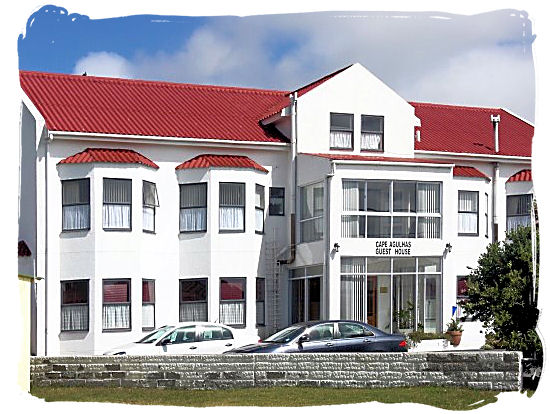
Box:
176, 154, 268, 173
18, 240, 31, 257
507, 169, 532, 183
453, 165, 490, 180
302, 153, 450, 165
58, 148, 159, 169
411, 102, 533, 157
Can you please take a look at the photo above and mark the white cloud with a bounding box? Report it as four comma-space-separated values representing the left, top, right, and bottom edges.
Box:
73, 51, 134, 79
401, 47, 535, 120
71, 11, 535, 120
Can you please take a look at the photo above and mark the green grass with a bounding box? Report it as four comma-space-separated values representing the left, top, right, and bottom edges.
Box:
30, 386, 505, 410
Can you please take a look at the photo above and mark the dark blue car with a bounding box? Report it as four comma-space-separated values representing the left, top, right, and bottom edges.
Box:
226, 320, 408, 353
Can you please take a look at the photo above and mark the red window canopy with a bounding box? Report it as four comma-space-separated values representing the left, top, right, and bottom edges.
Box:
221, 279, 246, 300
103, 280, 130, 303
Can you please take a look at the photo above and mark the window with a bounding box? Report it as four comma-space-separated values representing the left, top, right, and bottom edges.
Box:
103, 178, 132, 230
103, 279, 131, 331
269, 187, 285, 216
507, 194, 533, 231
163, 326, 196, 344
219, 183, 245, 232
341, 180, 441, 239
61, 280, 89, 331
202, 325, 234, 341
142, 181, 159, 233
330, 113, 353, 149
456, 276, 469, 302
180, 279, 208, 322
456, 275, 471, 321
62, 179, 90, 231
220, 278, 246, 327
338, 322, 374, 338
458, 191, 479, 236
290, 265, 323, 323
341, 256, 442, 334
485, 193, 489, 238
360, 115, 383, 151
308, 323, 334, 341
300, 182, 324, 242
255, 184, 265, 234
180, 183, 207, 232
256, 278, 265, 326
142, 279, 155, 331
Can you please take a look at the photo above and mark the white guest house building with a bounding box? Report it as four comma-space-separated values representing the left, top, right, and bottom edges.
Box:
18, 63, 534, 355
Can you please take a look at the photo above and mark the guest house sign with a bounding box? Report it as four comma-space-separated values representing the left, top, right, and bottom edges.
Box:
375, 240, 413, 256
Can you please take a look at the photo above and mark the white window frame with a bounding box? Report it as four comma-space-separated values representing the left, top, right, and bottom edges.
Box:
330, 112, 354, 150
341, 180, 442, 239
299, 182, 324, 243
458, 190, 479, 236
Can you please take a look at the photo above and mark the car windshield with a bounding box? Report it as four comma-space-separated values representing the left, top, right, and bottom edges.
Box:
262, 326, 306, 343
135, 326, 175, 344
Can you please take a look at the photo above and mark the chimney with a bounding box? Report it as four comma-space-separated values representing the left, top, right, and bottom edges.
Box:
491, 114, 500, 153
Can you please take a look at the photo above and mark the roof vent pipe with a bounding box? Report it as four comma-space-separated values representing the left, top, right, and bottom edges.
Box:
491, 114, 500, 153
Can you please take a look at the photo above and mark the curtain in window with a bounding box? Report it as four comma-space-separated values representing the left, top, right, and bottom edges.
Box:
330, 131, 352, 148
418, 217, 441, 238
62, 179, 90, 230
180, 184, 207, 232
142, 304, 155, 328
360, 133, 382, 150
142, 182, 158, 232
103, 179, 131, 229
507, 215, 531, 231
219, 183, 245, 231
179, 303, 208, 321
341, 258, 366, 321
341, 215, 365, 238
417, 183, 440, 213
61, 305, 88, 331
143, 207, 155, 232
63, 205, 90, 230
342, 181, 361, 211
255, 184, 264, 233
458, 192, 478, 234
103, 304, 130, 329
219, 302, 245, 325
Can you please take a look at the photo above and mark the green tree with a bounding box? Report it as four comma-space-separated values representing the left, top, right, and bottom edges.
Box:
461, 226, 541, 357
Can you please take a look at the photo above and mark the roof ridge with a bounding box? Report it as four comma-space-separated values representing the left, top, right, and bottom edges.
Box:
20, 70, 289, 97
409, 101, 499, 112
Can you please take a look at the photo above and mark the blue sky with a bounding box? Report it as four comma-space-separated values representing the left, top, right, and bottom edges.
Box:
18, 5, 536, 121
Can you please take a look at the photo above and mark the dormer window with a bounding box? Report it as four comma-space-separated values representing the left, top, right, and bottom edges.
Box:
361, 115, 384, 151
330, 113, 354, 150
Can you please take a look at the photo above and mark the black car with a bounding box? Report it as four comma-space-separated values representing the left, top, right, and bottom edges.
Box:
226, 320, 408, 353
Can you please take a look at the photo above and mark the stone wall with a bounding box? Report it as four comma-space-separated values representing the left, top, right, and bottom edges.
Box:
30, 351, 522, 391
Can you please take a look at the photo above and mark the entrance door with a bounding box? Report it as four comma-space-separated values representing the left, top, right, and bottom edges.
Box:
367, 276, 377, 326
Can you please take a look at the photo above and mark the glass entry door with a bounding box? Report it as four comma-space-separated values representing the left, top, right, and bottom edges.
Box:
290, 265, 323, 324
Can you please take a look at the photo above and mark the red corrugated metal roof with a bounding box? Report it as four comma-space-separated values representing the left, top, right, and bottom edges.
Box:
58, 148, 159, 169
20, 71, 289, 143
507, 169, 532, 183
453, 165, 490, 179
411, 102, 533, 157
302, 153, 450, 165
176, 154, 268, 173
18, 240, 31, 257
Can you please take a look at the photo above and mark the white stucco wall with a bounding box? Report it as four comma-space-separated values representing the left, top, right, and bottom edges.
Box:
295, 64, 419, 158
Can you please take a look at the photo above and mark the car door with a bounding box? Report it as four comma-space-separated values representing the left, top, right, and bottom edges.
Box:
298, 323, 336, 353
157, 325, 200, 354
198, 325, 236, 354
334, 322, 376, 352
